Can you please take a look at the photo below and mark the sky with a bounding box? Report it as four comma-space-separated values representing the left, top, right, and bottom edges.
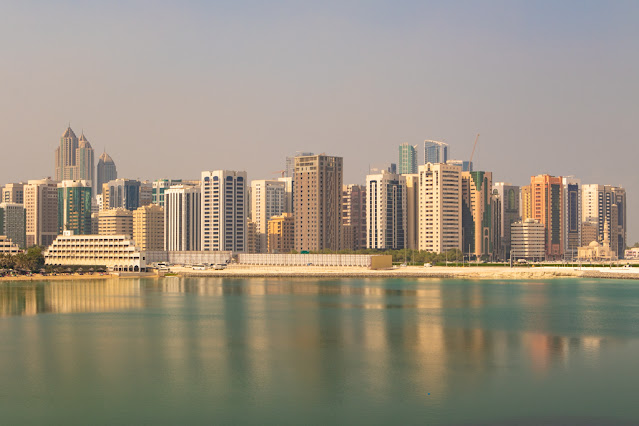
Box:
1, 0, 638, 242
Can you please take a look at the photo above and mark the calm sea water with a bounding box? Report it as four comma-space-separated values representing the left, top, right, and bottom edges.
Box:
1, 277, 638, 425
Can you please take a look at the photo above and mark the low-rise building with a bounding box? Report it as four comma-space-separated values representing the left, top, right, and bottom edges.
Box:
268, 213, 294, 253
0, 235, 21, 254
44, 233, 146, 272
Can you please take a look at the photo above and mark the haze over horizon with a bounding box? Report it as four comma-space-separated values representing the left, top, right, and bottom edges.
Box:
2, 1, 637, 242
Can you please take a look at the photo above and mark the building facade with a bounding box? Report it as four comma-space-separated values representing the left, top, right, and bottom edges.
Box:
250, 179, 285, 252
267, 213, 294, 253
0, 235, 21, 254
57, 180, 92, 236
0, 203, 26, 249
562, 176, 581, 259
404, 174, 420, 250
165, 185, 201, 251
98, 208, 133, 237
582, 184, 627, 259
103, 179, 140, 211
2, 183, 24, 204
530, 175, 564, 260
133, 204, 164, 251
96, 151, 117, 195
24, 178, 59, 247
418, 163, 462, 253
366, 170, 407, 250
492, 183, 520, 261
461, 171, 493, 259
398, 143, 418, 174
54, 127, 95, 184
424, 140, 448, 164
511, 219, 545, 260
201, 170, 246, 252
341, 184, 366, 250
294, 155, 343, 252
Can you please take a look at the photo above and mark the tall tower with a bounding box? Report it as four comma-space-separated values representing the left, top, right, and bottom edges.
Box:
24, 178, 59, 247
75, 133, 95, 184
398, 143, 418, 174
366, 170, 406, 249
530, 174, 564, 260
55, 126, 79, 181
461, 171, 493, 259
294, 154, 343, 252
96, 151, 117, 195
424, 140, 448, 164
58, 180, 92, 235
250, 180, 285, 252
165, 185, 201, 251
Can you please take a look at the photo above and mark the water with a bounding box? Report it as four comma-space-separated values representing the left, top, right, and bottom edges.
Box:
1, 277, 639, 425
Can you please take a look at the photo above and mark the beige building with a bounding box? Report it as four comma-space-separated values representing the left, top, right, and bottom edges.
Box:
133, 204, 164, 251
582, 184, 627, 259
511, 219, 545, 260
0, 235, 21, 254
577, 222, 617, 261
246, 220, 261, 254
418, 163, 462, 253
404, 174, 419, 250
294, 154, 343, 252
2, 183, 24, 204
520, 185, 532, 221
98, 208, 133, 238
250, 179, 285, 253
267, 213, 294, 253
581, 220, 598, 246
341, 184, 366, 251
461, 171, 493, 258
24, 178, 59, 247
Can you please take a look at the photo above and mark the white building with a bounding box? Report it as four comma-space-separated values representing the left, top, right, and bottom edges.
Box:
201, 170, 247, 252
0, 235, 21, 254
44, 233, 146, 272
165, 185, 201, 251
24, 178, 59, 247
418, 163, 462, 253
511, 219, 545, 260
366, 170, 407, 249
250, 179, 285, 252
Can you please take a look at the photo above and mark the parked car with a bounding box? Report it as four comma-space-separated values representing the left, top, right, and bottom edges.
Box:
214, 264, 227, 270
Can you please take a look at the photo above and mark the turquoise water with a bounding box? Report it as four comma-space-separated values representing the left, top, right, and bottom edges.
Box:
1, 277, 639, 425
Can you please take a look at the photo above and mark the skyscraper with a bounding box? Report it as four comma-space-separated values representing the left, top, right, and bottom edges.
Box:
562, 177, 581, 259
75, 133, 94, 183
418, 163, 462, 253
493, 183, 520, 260
96, 151, 117, 195
250, 180, 285, 252
461, 171, 493, 259
530, 174, 564, 260
165, 185, 201, 251
294, 154, 343, 252
582, 184, 627, 258
424, 140, 448, 164
398, 143, 418, 174
404, 174, 420, 250
341, 184, 366, 250
366, 170, 406, 249
201, 170, 246, 252
24, 178, 59, 247
54, 126, 95, 183
58, 180, 92, 235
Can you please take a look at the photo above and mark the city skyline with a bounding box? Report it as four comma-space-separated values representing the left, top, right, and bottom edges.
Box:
1, 1, 637, 242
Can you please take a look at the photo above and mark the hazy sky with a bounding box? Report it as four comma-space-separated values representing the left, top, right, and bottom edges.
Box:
2, 1, 638, 242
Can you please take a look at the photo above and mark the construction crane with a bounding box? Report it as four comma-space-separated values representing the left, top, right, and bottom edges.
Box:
469, 133, 480, 165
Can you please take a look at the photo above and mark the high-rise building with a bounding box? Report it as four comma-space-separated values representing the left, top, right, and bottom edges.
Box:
133, 204, 164, 251
139, 181, 153, 206
493, 183, 520, 260
75, 133, 94, 184
294, 154, 343, 252
201, 171, 246, 252
55, 126, 79, 181
58, 180, 92, 235
96, 151, 117, 195
418, 163, 462, 253
267, 213, 294, 253
285, 152, 314, 178
461, 171, 493, 259
2, 183, 24, 204
562, 177, 581, 259
0, 202, 26, 248
582, 184, 627, 258
103, 179, 140, 211
151, 179, 199, 207
341, 184, 366, 250
398, 143, 418, 175
246, 221, 261, 254
581, 220, 598, 246
98, 208, 133, 237
277, 177, 293, 213
424, 140, 448, 164
24, 178, 59, 247
530, 174, 564, 260
511, 219, 545, 260
446, 159, 473, 172
520, 185, 532, 221
366, 170, 406, 250
250, 180, 285, 252
404, 174, 420, 250
165, 185, 201, 251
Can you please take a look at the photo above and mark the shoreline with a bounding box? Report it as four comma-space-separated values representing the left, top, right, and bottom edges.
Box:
1, 266, 638, 282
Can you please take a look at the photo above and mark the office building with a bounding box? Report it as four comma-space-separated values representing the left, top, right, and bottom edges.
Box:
582, 184, 627, 259
511, 219, 545, 260
102, 179, 140, 211
461, 171, 493, 259
562, 177, 581, 259
165, 185, 201, 251
530, 175, 564, 260
250, 179, 285, 252
75, 133, 94, 184
398, 143, 418, 174
133, 204, 164, 251
98, 208, 133, 237
493, 183, 520, 260
96, 151, 117, 195
24, 178, 59, 247
0, 202, 26, 249
54, 126, 95, 183
268, 213, 294, 253
366, 170, 406, 250
294, 154, 343, 252
2, 183, 24, 204
418, 163, 462, 253
58, 180, 92, 235
341, 184, 366, 251
201, 170, 246, 252
424, 140, 448, 164
404, 174, 420, 250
